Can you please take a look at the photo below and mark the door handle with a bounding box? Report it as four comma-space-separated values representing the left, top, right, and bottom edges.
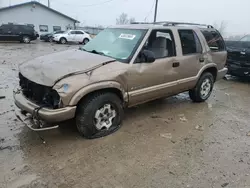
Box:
172, 62, 180, 67
199, 57, 205, 62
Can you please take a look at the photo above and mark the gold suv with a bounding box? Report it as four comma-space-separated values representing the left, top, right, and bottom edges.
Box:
14, 22, 228, 139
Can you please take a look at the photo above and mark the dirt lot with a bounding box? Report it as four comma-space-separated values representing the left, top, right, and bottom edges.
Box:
0, 41, 250, 188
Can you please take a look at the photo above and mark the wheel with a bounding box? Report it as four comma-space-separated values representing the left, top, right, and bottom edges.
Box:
189, 72, 214, 102
76, 92, 124, 139
60, 37, 67, 44
82, 38, 89, 45
49, 37, 53, 42
22, 36, 31, 43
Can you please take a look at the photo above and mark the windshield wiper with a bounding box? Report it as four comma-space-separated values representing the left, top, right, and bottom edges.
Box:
80, 48, 105, 56
89, 50, 105, 56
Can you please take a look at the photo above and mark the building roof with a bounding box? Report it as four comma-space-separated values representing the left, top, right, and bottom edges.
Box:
0, 1, 79, 23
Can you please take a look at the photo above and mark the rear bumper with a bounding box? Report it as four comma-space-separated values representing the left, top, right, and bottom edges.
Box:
14, 89, 76, 123
217, 67, 228, 80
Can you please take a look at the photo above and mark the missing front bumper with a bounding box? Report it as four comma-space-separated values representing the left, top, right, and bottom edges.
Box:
15, 109, 59, 131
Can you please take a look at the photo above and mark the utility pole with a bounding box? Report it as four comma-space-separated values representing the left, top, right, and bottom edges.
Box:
154, 0, 158, 22
48, 0, 50, 8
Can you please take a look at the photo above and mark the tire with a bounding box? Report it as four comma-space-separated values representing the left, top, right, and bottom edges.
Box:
60, 37, 67, 44
82, 38, 89, 45
189, 72, 214, 102
76, 92, 124, 139
49, 37, 53, 42
22, 36, 31, 44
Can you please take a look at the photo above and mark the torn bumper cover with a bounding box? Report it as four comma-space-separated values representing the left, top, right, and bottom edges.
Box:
217, 67, 228, 80
14, 89, 76, 131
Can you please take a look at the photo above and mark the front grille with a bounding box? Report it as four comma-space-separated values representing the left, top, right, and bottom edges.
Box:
19, 73, 60, 109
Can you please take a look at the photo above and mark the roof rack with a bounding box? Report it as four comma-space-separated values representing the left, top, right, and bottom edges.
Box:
131, 21, 214, 28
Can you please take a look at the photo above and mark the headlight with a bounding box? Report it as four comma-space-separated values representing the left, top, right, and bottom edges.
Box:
54, 83, 69, 94
43, 89, 62, 109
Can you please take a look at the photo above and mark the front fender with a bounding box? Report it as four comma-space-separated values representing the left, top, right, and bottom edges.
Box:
69, 81, 128, 106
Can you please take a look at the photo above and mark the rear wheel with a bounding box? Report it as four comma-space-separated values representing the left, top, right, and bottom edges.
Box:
60, 37, 67, 44
76, 92, 124, 139
189, 72, 214, 102
82, 38, 89, 45
22, 36, 31, 43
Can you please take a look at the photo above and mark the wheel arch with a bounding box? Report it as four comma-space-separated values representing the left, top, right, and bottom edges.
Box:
197, 64, 218, 81
60, 37, 67, 42
202, 66, 217, 81
69, 81, 128, 106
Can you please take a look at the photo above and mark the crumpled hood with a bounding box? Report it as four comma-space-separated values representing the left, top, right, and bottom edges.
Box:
19, 49, 115, 86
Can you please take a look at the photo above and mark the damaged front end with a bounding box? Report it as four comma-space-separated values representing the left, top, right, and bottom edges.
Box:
19, 73, 61, 109
227, 48, 250, 77
14, 73, 76, 131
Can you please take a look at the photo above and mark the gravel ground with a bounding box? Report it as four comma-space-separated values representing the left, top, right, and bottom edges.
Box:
0, 41, 250, 188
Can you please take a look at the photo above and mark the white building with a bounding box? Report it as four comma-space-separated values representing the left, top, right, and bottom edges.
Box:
0, 1, 79, 34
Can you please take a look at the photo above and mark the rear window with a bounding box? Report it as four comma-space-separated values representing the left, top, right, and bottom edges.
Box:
202, 30, 225, 51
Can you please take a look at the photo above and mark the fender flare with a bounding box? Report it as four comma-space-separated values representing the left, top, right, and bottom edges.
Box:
69, 81, 128, 106
197, 63, 217, 78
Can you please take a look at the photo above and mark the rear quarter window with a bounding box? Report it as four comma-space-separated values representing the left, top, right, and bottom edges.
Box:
201, 30, 225, 51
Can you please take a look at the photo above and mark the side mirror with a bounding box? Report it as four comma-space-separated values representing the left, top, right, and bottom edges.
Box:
141, 50, 155, 63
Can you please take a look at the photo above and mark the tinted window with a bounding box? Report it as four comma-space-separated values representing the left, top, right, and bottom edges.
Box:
178, 30, 202, 55
0, 24, 12, 31
202, 30, 225, 51
53, 26, 61, 32
39, 25, 48, 32
70, 31, 77, 34
75, 31, 84, 34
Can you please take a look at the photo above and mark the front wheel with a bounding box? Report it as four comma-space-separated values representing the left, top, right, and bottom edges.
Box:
189, 72, 214, 102
60, 37, 67, 44
76, 92, 124, 139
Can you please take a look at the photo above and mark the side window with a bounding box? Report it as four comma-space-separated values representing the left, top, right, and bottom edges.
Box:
178, 30, 202, 55
202, 30, 225, 51
75, 31, 84, 35
1, 25, 11, 32
70, 31, 77, 34
39, 25, 48, 32
53, 26, 61, 32
145, 29, 176, 59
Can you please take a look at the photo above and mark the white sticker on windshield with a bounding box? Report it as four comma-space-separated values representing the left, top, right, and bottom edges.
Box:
119, 34, 136, 40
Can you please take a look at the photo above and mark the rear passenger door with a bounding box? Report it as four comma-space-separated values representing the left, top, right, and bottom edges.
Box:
175, 29, 205, 85
11, 25, 22, 41
75, 31, 85, 42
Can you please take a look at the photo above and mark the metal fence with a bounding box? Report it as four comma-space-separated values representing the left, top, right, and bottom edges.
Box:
76, 26, 104, 35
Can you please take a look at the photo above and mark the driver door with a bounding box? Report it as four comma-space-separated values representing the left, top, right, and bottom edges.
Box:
127, 29, 179, 106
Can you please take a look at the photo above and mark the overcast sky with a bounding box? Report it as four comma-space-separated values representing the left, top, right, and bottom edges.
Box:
1, 0, 250, 36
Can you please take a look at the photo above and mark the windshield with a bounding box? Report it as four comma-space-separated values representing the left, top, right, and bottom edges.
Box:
240, 35, 250, 42
81, 28, 147, 62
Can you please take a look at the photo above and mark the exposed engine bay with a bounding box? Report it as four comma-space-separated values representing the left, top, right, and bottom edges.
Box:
19, 73, 61, 109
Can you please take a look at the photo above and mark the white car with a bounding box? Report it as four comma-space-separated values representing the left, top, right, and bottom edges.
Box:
53, 30, 91, 44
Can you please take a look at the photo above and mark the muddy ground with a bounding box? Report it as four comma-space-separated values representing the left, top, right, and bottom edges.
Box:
0, 41, 250, 188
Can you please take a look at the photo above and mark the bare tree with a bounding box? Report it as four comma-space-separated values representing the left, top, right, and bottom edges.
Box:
213, 21, 228, 36
116, 13, 136, 25
129, 17, 136, 24
116, 13, 129, 25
